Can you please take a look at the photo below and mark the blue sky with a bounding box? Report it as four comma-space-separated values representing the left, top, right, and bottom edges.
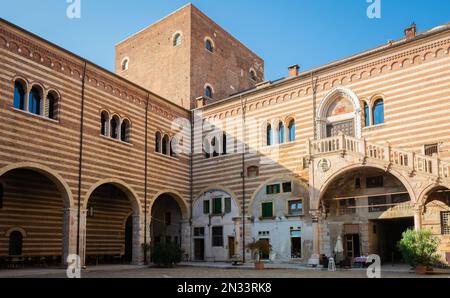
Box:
1, 0, 449, 80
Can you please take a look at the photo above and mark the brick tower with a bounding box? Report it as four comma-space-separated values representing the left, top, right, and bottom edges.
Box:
115, 3, 264, 109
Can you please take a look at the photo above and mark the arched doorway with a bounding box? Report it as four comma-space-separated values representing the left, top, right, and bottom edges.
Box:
319, 166, 414, 264
421, 186, 450, 264
0, 167, 72, 267
84, 182, 141, 265
150, 193, 185, 249
317, 87, 362, 139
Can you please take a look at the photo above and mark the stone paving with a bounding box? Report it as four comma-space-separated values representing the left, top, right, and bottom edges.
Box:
0, 263, 449, 278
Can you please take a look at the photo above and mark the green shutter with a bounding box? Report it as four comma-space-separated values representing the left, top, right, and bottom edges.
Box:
262, 202, 273, 218
213, 197, 222, 215
203, 200, 210, 214
224, 198, 231, 214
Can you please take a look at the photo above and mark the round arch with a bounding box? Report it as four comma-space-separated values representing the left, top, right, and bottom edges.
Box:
248, 175, 309, 217
417, 183, 450, 207
316, 87, 362, 139
314, 163, 416, 210
194, 184, 239, 204
150, 190, 189, 220
0, 162, 74, 208
83, 178, 143, 216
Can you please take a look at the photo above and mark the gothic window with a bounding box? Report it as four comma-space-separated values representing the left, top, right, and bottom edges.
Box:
288, 119, 296, 142
205, 38, 214, 52
13, 80, 26, 110
155, 132, 162, 153
28, 86, 43, 115
373, 98, 385, 125
266, 124, 273, 146
278, 122, 285, 144
45, 91, 58, 120
101, 111, 109, 136
120, 119, 131, 143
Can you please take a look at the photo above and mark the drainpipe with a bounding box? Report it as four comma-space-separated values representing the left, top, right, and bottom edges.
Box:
76, 61, 87, 259
240, 95, 247, 263
143, 94, 150, 264
189, 110, 195, 261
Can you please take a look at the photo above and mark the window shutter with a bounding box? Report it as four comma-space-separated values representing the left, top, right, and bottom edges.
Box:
203, 200, 210, 214
224, 198, 231, 214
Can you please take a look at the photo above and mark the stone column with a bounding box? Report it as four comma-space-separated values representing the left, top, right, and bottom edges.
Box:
308, 210, 322, 267
132, 214, 144, 265
78, 209, 87, 267
414, 204, 423, 231
62, 208, 79, 265
180, 219, 191, 261
233, 217, 241, 259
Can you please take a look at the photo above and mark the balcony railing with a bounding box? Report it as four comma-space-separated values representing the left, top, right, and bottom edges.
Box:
308, 134, 450, 180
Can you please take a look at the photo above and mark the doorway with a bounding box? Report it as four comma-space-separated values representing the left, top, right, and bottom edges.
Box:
373, 217, 414, 263
124, 215, 133, 263
194, 239, 205, 261
228, 237, 235, 259
326, 120, 355, 137
345, 234, 361, 259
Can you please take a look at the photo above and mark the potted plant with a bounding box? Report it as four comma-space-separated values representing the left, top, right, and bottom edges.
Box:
397, 229, 440, 275
247, 240, 272, 270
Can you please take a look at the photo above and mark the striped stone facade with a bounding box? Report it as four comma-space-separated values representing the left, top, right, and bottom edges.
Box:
1, 7, 450, 266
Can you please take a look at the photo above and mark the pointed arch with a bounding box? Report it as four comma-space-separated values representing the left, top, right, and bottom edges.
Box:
316, 87, 362, 139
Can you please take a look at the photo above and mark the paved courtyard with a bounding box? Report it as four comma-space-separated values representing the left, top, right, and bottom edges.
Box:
0, 263, 449, 278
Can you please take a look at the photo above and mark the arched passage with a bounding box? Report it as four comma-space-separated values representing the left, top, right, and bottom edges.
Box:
420, 185, 450, 263
0, 164, 73, 267
150, 193, 189, 260
84, 180, 142, 265
317, 166, 415, 264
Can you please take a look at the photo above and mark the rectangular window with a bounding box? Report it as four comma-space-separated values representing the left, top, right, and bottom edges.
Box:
288, 200, 303, 215
194, 227, 205, 237
441, 212, 450, 235
424, 143, 439, 156
368, 196, 388, 212
203, 200, 210, 214
266, 184, 281, 195
366, 176, 384, 188
165, 212, 171, 226
212, 197, 222, 215
212, 226, 224, 247
261, 202, 274, 218
224, 197, 232, 214
282, 182, 292, 193
391, 193, 410, 204
339, 199, 356, 215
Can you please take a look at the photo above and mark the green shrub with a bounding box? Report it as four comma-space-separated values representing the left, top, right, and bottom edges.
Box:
151, 242, 182, 268
397, 229, 440, 267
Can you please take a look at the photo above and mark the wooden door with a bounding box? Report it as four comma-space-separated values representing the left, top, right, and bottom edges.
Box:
194, 239, 205, 261
228, 237, 235, 259
327, 120, 355, 137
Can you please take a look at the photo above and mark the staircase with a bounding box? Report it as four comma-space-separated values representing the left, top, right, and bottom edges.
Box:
307, 134, 450, 184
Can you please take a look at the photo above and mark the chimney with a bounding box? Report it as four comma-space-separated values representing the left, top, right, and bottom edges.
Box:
404, 23, 417, 40
288, 64, 300, 77
196, 96, 207, 108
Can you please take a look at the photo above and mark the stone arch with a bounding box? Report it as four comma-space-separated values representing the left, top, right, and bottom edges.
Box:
248, 175, 309, 217
83, 178, 142, 216
417, 183, 450, 207
150, 190, 189, 220
314, 163, 416, 210
316, 87, 362, 139
5, 227, 28, 238
194, 185, 239, 205
0, 162, 74, 208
